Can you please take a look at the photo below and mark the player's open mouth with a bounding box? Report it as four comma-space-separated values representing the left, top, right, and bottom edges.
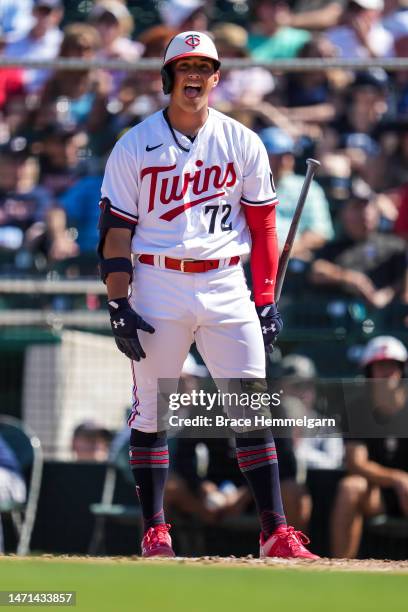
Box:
184, 85, 202, 99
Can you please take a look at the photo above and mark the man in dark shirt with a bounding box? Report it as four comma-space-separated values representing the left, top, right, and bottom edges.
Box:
0, 138, 52, 251
310, 178, 406, 309
330, 335, 408, 558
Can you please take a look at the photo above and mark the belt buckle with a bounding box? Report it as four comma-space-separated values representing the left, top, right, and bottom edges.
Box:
180, 258, 194, 272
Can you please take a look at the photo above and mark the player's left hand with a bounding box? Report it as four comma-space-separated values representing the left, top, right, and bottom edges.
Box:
256, 303, 283, 353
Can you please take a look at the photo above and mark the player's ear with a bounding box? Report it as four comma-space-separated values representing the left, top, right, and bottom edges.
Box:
212, 70, 220, 88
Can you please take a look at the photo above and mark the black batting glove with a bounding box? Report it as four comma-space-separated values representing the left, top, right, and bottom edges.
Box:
108, 297, 155, 361
256, 303, 283, 353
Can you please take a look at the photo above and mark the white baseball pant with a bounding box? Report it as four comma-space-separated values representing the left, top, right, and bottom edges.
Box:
127, 260, 265, 432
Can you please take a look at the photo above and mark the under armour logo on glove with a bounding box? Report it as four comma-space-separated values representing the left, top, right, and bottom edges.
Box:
113, 318, 125, 329
262, 322, 276, 335
108, 298, 155, 361
256, 303, 283, 353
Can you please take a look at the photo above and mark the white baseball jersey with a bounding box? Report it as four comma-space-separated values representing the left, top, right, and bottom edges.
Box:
101, 108, 278, 260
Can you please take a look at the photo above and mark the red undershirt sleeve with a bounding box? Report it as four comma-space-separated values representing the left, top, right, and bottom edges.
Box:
243, 203, 279, 307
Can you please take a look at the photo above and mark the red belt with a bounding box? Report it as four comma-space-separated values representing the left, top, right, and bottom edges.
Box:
138, 254, 240, 273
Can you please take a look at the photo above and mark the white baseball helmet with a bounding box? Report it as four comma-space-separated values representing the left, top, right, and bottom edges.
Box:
360, 335, 408, 368
161, 31, 220, 94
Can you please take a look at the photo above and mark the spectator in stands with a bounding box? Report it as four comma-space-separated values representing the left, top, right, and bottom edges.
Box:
327, 0, 395, 58
0, 27, 26, 114
158, 0, 209, 33
38, 24, 109, 149
395, 183, 408, 240
281, 354, 344, 473
259, 127, 334, 260
57, 170, 103, 256
0, 137, 52, 252
165, 437, 302, 529
4, 0, 64, 93
71, 421, 113, 462
36, 124, 88, 198
0, 136, 78, 263
330, 335, 408, 558
248, 0, 311, 60
380, 120, 408, 189
0, 432, 26, 553
209, 23, 275, 109
391, 33, 408, 117
89, 0, 143, 97
278, 354, 344, 531
327, 70, 388, 186
166, 435, 254, 524
382, 0, 408, 42
289, 0, 344, 30
111, 25, 176, 128
280, 36, 342, 126
310, 177, 406, 307
331, 70, 389, 140
0, 0, 33, 42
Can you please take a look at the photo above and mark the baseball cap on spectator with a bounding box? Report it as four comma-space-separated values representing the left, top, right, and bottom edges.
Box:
280, 355, 317, 380
349, 0, 384, 9
352, 70, 388, 92
90, 0, 134, 36
40, 122, 85, 142
0, 137, 31, 160
343, 133, 380, 157
138, 25, 178, 58
212, 23, 249, 57
349, 177, 375, 202
73, 421, 112, 439
159, 0, 205, 28
259, 127, 295, 155
360, 336, 408, 368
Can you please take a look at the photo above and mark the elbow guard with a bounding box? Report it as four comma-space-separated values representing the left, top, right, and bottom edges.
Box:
97, 197, 137, 283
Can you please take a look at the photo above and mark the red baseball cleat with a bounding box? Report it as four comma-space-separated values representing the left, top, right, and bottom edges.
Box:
141, 523, 175, 558
260, 525, 320, 559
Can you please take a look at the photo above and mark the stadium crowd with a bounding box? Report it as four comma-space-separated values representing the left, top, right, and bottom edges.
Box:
0, 0, 408, 557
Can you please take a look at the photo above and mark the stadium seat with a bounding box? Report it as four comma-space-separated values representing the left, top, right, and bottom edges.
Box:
363, 515, 408, 560
0, 416, 43, 555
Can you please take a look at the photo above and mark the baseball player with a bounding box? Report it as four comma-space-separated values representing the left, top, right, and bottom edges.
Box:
98, 31, 318, 559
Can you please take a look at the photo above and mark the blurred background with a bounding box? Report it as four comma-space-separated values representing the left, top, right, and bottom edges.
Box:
0, 0, 407, 560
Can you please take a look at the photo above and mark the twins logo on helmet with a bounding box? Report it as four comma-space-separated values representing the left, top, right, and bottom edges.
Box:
184, 34, 200, 49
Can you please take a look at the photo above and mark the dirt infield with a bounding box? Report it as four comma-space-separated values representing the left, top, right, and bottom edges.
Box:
5, 555, 408, 573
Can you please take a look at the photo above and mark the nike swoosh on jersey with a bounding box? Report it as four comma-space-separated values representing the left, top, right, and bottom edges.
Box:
145, 143, 163, 152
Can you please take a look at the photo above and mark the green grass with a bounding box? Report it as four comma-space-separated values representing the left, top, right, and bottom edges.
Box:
0, 559, 407, 612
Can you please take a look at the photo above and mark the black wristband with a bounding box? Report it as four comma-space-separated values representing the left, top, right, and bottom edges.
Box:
99, 257, 133, 284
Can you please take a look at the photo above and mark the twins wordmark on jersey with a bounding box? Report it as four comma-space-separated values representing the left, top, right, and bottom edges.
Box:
141, 158, 237, 220
101, 108, 278, 260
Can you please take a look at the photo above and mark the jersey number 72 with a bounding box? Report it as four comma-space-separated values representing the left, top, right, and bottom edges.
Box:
204, 204, 232, 233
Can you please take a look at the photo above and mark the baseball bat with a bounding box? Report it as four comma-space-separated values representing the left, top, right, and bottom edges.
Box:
275, 158, 321, 303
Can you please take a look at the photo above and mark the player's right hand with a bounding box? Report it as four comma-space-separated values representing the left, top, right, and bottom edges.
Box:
108, 297, 155, 361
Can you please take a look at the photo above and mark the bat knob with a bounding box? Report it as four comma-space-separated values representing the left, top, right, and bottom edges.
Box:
306, 158, 321, 170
